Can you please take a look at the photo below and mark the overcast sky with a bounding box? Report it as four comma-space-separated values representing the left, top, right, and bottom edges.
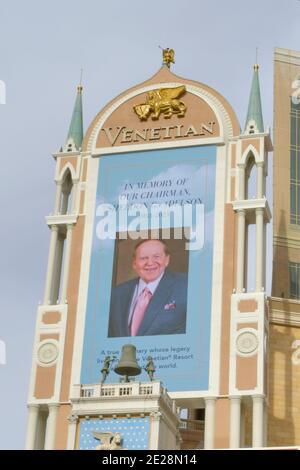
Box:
1, 0, 300, 450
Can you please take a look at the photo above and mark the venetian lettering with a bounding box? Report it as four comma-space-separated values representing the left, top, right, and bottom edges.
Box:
102, 126, 125, 145
100, 121, 216, 146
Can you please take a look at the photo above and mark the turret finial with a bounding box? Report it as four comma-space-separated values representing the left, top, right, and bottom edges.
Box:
159, 47, 175, 68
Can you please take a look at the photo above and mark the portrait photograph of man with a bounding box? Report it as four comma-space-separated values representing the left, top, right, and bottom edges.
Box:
108, 237, 188, 337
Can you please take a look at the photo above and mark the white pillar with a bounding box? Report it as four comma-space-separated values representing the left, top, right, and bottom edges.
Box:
238, 164, 246, 200
240, 404, 246, 448
255, 208, 264, 292
61, 224, 73, 303
44, 404, 59, 450
67, 414, 78, 450
229, 396, 241, 448
252, 395, 264, 448
61, 191, 69, 215
237, 210, 246, 292
54, 182, 62, 214
149, 411, 161, 449
71, 181, 79, 214
204, 397, 216, 449
51, 234, 65, 304
43, 225, 59, 305
263, 223, 267, 292
257, 163, 264, 199
25, 404, 39, 450
263, 400, 268, 447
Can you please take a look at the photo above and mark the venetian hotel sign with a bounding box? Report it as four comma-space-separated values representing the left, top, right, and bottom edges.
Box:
100, 86, 217, 146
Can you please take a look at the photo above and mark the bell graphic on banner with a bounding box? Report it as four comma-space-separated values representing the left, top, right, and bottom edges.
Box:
114, 344, 141, 382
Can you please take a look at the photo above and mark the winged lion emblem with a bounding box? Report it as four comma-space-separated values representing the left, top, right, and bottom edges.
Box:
93, 431, 126, 450
133, 85, 187, 121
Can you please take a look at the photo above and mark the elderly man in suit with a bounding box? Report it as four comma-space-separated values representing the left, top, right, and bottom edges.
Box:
108, 239, 187, 337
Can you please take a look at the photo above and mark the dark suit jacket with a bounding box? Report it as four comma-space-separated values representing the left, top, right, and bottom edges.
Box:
108, 271, 187, 337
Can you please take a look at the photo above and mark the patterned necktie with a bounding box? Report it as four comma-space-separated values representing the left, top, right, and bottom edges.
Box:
131, 287, 152, 336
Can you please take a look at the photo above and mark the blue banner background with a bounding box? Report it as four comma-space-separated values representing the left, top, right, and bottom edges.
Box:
80, 146, 216, 391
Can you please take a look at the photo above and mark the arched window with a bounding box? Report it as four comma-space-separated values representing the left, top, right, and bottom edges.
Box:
60, 170, 73, 215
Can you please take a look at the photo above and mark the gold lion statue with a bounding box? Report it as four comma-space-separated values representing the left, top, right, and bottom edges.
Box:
134, 86, 187, 121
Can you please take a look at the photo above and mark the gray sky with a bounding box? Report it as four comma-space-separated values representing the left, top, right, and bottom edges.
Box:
0, 0, 299, 449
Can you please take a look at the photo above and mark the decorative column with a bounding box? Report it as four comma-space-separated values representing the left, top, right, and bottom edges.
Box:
67, 414, 78, 450
229, 396, 241, 448
257, 162, 264, 199
263, 400, 268, 447
204, 397, 216, 449
240, 404, 246, 448
61, 190, 69, 215
238, 164, 246, 200
25, 404, 39, 450
263, 222, 267, 291
255, 208, 264, 291
252, 395, 264, 448
51, 233, 65, 304
71, 181, 79, 214
44, 404, 60, 450
61, 224, 73, 303
236, 210, 246, 292
54, 182, 62, 214
43, 225, 59, 305
149, 411, 161, 449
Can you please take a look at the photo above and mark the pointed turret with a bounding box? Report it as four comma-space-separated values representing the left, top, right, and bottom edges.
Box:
64, 85, 83, 152
244, 64, 264, 135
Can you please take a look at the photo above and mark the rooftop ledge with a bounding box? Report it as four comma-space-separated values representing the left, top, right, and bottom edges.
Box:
71, 380, 177, 414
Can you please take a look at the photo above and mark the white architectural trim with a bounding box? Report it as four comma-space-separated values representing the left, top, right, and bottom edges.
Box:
53, 150, 81, 159
69, 154, 99, 393
57, 162, 76, 183
232, 198, 271, 221
55, 155, 82, 183
208, 144, 227, 395
92, 136, 224, 156
46, 214, 78, 226
240, 143, 261, 166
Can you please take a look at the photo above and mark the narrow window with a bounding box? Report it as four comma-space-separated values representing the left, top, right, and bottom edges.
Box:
289, 262, 300, 299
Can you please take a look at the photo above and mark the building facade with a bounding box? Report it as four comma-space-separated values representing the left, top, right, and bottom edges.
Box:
269, 47, 300, 447
26, 51, 273, 450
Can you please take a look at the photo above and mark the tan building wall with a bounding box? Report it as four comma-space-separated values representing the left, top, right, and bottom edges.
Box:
273, 48, 300, 298
269, 47, 300, 447
268, 303, 300, 445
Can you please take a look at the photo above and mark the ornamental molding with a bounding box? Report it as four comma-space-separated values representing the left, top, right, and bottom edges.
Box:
236, 329, 259, 357
270, 309, 300, 327
36, 339, 59, 366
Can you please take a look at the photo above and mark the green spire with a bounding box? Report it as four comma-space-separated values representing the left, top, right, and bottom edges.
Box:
65, 85, 83, 151
244, 64, 264, 134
